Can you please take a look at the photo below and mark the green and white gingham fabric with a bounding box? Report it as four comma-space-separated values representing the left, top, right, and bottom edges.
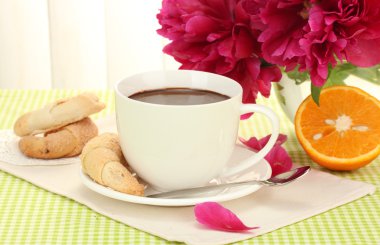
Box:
0, 90, 379, 245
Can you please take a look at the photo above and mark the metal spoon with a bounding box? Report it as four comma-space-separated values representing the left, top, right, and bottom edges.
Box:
147, 166, 311, 198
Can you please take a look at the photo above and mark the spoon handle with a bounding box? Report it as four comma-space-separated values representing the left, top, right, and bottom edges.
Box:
147, 166, 310, 198
147, 179, 264, 198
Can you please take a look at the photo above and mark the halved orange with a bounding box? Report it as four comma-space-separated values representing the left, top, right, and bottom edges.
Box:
295, 86, 380, 170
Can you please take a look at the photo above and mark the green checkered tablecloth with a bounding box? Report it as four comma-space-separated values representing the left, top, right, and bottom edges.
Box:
0, 90, 378, 244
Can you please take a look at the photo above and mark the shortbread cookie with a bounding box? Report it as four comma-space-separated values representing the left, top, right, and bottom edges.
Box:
19, 117, 98, 159
14, 92, 105, 136
80, 133, 145, 196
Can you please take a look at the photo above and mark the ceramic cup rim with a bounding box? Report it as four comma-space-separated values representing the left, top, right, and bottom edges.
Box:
114, 70, 243, 108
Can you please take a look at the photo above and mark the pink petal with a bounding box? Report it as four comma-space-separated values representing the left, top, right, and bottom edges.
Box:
317, 64, 328, 80
264, 146, 293, 177
259, 133, 288, 147
185, 16, 219, 36
207, 32, 224, 42
233, 27, 254, 59
240, 134, 288, 151
194, 202, 259, 232
257, 79, 271, 98
239, 136, 261, 151
217, 37, 234, 58
308, 6, 324, 32
346, 38, 380, 67
245, 58, 261, 82
215, 58, 235, 74
259, 66, 282, 84
240, 134, 293, 176
283, 38, 305, 59
240, 113, 253, 120
310, 69, 326, 87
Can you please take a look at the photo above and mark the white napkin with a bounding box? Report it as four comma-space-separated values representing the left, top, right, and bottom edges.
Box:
0, 130, 80, 166
0, 117, 376, 245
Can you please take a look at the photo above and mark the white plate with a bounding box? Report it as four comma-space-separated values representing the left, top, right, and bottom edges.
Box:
79, 145, 272, 206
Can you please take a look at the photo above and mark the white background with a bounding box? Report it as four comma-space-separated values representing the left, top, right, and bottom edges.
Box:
0, 0, 179, 89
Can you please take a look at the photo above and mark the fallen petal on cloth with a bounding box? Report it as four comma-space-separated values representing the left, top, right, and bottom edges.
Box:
264, 145, 293, 177
194, 202, 259, 232
240, 134, 293, 177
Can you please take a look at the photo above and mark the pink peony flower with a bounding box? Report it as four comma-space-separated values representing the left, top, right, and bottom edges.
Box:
298, 0, 380, 86
298, 5, 348, 86
240, 134, 293, 176
255, 0, 380, 87
158, 0, 380, 89
314, 0, 380, 68
258, 0, 307, 71
157, 0, 281, 103
194, 202, 259, 232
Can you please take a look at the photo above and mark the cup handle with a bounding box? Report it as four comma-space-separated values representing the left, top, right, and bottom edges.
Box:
222, 104, 280, 177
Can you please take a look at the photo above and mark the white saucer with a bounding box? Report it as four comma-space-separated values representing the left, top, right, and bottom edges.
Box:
80, 145, 272, 206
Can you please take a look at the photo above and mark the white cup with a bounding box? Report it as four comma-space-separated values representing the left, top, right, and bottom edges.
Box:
115, 70, 279, 191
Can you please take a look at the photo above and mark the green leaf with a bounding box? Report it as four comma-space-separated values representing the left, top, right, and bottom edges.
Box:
324, 73, 346, 87
286, 69, 310, 85
276, 83, 284, 91
325, 63, 352, 86
274, 84, 286, 105
349, 64, 380, 85
311, 83, 322, 106
310, 65, 347, 105
326, 63, 380, 85
286, 62, 380, 105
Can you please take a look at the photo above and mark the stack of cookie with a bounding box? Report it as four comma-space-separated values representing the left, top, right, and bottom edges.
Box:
13, 93, 145, 196
13, 93, 105, 159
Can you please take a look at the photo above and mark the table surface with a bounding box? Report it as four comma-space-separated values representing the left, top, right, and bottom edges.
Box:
0, 90, 378, 245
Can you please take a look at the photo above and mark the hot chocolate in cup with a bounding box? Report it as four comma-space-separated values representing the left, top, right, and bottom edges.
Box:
115, 70, 279, 191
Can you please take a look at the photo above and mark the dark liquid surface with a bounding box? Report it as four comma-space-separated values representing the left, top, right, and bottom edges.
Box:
129, 88, 229, 105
